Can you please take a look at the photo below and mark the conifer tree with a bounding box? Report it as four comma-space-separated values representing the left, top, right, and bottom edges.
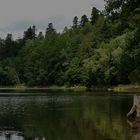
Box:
72, 16, 78, 28
90, 7, 99, 25
80, 15, 89, 27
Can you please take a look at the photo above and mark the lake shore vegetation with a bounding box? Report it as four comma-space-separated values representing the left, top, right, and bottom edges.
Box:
0, 0, 140, 91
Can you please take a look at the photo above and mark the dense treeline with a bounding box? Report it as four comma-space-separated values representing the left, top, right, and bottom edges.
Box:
0, 0, 140, 87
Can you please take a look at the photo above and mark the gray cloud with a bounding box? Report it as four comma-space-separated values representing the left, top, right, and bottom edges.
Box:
0, 15, 67, 31
0, 0, 105, 38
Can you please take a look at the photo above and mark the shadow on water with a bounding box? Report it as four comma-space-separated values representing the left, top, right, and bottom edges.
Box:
0, 91, 137, 140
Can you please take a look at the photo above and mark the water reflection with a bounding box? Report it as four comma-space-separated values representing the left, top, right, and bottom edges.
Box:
127, 118, 140, 140
0, 131, 47, 140
0, 131, 23, 140
127, 95, 140, 118
0, 93, 134, 140
127, 95, 140, 140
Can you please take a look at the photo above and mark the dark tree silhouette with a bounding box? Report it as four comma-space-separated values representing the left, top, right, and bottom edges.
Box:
72, 16, 78, 28
80, 15, 89, 27
90, 7, 99, 24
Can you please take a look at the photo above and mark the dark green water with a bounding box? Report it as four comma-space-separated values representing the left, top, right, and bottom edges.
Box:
0, 92, 136, 140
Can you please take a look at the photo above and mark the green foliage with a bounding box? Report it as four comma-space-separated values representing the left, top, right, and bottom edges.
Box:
0, 0, 140, 87
90, 7, 100, 25
72, 16, 79, 28
23, 25, 36, 40
65, 57, 88, 86
0, 59, 20, 86
80, 15, 89, 27
45, 23, 56, 38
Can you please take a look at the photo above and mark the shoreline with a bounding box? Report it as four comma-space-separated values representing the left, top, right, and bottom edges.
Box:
0, 84, 140, 93
0, 86, 87, 92
108, 84, 140, 93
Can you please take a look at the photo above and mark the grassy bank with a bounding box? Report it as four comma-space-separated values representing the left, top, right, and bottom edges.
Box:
0, 84, 140, 93
0, 85, 87, 92
109, 84, 140, 93
0, 85, 109, 92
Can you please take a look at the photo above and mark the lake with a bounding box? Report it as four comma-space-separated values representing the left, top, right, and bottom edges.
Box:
0, 91, 137, 140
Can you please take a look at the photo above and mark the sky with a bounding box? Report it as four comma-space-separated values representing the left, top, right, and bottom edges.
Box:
0, 0, 105, 38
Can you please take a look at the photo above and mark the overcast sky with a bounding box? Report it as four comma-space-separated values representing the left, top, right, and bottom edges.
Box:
0, 0, 105, 38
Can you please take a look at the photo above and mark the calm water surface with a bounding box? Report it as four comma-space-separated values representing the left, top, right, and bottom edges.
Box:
0, 91, 136, 140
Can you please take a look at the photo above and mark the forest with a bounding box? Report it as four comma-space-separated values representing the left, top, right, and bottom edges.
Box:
0, 0, 140, 87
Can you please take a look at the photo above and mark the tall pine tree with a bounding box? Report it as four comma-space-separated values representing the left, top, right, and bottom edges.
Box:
90, 7, 99, 25
80, 15, 89, 27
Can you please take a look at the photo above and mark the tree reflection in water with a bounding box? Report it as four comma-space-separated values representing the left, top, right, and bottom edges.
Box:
0, 93, 135, 140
